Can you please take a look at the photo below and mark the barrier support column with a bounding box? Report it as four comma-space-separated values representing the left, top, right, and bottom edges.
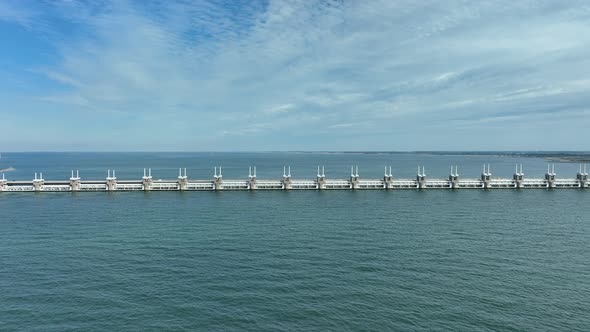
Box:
417, 166, 426, 189
248, 166, 257, 190
142, 168, 153, 191
545, 164, 556, 189
70, 170, 80, 191
316, 166, 326, 190
481, 164, 491, 189
282, 166, 292, 190
33, 172, 44, 192
577, 164, 588, 188
0, 173, 7, 192
384, 166, 393, 189
178, 168, 188, 191
214, 167, 223, 191
449, 165, 459, 189
351, 166, 360, 189
513, 164, 524, 189
106, 170, 117, 191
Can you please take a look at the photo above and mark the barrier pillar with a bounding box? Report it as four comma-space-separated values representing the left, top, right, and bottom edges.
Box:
544, 164, 556, 189
214, 167, 223, 191
33, 172, 44, 192
248, 166, 257, 190
417, 166, 426, 189
481, 164, 491, 189
282, 166, 292, 190
513, 164, 524, 189
577, 164, 588, 188
178, 168, 188, 191
384, 166, 393, 189
70, 170, 80, 191
449, 165, 459, 189
350, 166, 360, 189
106, 169, 117, 191
142, 168, 153, 191
316, 166, 326, 190
0, 173, 7, 192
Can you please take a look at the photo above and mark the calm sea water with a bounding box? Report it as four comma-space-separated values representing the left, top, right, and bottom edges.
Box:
1, 153, 589, 331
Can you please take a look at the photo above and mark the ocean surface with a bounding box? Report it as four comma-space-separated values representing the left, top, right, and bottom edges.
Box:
1, 152, 589, 331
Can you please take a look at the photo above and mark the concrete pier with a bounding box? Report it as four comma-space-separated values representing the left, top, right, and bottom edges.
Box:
577, 164, 588, 188
513, 164, 524, 189
282, 166, 292, 190
33, 172, 44, 191
214, 167, 223, 191
70, 170, 80, 191
449, 166, 459, 189
317, 166, 326, 190
248, 166, 257, 190
1, 164, 589, 193
481, 164, 491, 189
417, 166, 426, 189
178, 168, 188, 190
545, 164, 556, 189
142, 168, 153, 191
106, 170, 117, 191
0, 173, 7, 192
351, 166, 360, 190
384, 166, 393, 189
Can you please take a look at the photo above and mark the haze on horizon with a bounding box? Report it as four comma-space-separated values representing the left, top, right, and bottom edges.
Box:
1, 1, 589, 152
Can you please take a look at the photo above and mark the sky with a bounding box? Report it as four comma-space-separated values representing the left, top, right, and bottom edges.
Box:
1, 0, 589, 152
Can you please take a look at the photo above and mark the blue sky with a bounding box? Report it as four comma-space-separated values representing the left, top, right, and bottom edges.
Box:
1, 0, 589, 151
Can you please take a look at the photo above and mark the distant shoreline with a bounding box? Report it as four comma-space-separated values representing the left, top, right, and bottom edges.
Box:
289, 151, 590, 162
543, 157, 590, 162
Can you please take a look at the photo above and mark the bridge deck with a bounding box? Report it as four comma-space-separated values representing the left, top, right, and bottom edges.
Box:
1, 177, 588, 192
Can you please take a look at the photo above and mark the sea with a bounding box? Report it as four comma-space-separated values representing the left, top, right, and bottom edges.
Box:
0, 152, 589, 331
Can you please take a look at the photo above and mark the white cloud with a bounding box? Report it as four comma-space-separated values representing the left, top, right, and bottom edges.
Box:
264, 104, 296, 115
327, 123, 353, 129
2, 0, 590, 150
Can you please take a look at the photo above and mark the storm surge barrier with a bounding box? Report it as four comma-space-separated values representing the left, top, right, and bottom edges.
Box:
1, 164, 588, 192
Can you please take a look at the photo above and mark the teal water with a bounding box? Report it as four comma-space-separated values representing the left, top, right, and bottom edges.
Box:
1, 153, 589, 331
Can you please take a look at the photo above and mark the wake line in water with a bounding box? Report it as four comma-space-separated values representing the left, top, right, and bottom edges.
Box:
0, 167, 15, 172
